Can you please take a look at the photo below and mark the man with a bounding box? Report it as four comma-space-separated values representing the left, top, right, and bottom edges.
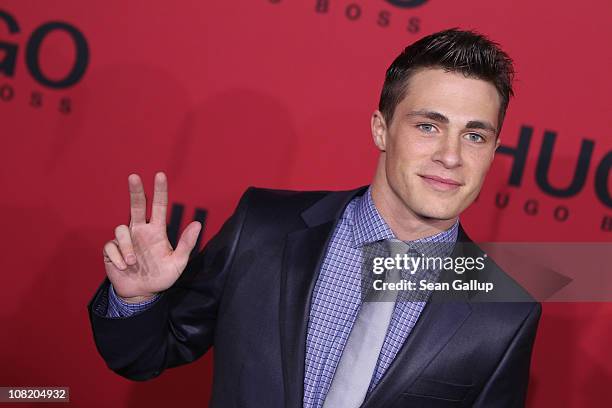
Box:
88, 28, 541, 407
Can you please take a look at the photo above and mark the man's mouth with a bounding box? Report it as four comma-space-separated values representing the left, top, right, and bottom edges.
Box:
418, 174, 463, 191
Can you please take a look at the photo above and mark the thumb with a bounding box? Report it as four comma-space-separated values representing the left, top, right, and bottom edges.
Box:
173, 221, 202, 262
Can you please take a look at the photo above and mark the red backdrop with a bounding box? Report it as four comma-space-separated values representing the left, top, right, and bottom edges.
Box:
1, 1, 611, 407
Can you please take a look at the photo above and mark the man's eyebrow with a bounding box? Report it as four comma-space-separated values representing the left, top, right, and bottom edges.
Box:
465, 120, 497, 135
406, 109, 449, 123
406, 109, 497, 134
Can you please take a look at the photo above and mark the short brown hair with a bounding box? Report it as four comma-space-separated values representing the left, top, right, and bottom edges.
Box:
378, 27, 515, 135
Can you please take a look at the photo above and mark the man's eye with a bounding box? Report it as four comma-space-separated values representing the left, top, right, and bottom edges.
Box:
417, 124, 436, 133
465, 133, 485, 143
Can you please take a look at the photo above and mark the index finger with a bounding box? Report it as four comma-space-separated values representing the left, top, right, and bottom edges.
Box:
128, 173, 147, 226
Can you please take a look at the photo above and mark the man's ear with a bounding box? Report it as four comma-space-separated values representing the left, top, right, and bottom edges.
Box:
494, 136, 501, 151
371, 110, 388, 152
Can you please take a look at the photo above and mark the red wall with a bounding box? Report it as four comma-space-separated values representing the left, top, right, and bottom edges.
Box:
1, 1, 610, 406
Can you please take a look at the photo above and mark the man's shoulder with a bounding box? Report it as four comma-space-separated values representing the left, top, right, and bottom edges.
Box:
238, 185, 367, 224
243, 186, 332, 208
238, 186, 331, 223
456, 228, 541, 319
474, 253, 541, 324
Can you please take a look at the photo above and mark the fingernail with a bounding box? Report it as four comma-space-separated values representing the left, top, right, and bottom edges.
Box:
126, 254, 136, 264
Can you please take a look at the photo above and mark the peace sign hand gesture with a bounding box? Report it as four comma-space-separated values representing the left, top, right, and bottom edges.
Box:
102, 172, 202, 303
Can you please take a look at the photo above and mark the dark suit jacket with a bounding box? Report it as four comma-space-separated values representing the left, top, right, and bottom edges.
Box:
88, 185, 542, 408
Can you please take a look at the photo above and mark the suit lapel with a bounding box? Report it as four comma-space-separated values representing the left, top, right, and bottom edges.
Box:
279, 186, 369, 408
360, 223, 475, 408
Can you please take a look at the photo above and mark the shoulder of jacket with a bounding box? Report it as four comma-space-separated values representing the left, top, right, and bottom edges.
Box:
237, 186, 334, 225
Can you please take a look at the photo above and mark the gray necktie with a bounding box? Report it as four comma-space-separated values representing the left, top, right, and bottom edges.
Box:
322, 239, 411, 408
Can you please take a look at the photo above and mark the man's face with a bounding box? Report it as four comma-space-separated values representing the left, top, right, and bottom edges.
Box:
372, 67, 502, 220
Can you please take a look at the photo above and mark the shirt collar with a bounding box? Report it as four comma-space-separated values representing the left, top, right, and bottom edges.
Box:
350, 187, 459, 255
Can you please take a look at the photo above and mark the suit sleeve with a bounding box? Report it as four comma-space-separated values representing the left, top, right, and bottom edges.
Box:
86, 187, 252, 381
472, 302, 542, 407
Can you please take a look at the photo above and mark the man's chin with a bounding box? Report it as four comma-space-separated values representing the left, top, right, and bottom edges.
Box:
394, 188, 462, 220
412, 204, 460, 221
418, 212, 459, 222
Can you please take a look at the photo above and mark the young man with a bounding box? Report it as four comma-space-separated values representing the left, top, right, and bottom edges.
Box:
89, 28, 541, 407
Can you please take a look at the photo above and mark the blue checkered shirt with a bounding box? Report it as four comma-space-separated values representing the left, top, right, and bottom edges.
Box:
106, 188, 458, 407
106, 283, 162, 317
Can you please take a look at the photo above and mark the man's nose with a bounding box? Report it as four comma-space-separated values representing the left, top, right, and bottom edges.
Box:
431, 135, 462, 168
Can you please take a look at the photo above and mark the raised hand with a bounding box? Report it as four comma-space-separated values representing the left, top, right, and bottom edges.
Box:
102, 172, 201, 303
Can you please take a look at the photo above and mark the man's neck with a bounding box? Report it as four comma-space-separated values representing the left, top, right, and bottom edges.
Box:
370, 180, 457, 242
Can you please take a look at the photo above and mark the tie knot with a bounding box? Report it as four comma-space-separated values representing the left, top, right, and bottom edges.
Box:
386, 239, 415, 257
